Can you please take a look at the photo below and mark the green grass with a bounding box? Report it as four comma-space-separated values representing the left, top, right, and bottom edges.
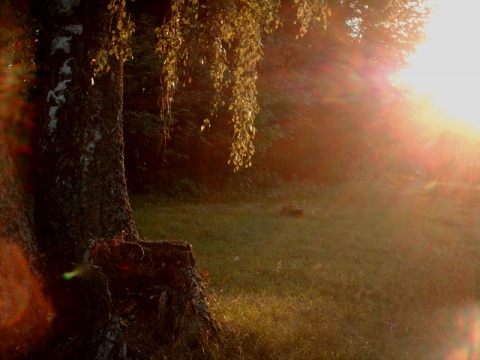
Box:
131, 178, 480, 359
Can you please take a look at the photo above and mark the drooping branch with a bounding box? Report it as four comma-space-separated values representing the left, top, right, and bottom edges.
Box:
156, 0, 330, 170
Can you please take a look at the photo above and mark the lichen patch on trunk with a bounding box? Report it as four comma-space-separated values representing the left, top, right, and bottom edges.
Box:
59, 59, 72, 75
47, 79, 71, 133
51, 36, 72, 55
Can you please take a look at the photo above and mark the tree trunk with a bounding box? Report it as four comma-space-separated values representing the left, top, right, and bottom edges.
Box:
35, 0, 138, 264
0, 117, 52, 358
0, 125, 37, 258
30, 2, 216, 358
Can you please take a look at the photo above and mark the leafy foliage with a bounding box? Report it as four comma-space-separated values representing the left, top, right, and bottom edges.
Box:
155, 0, 332, 170
294, 0, 330, 36
93, 0, 135, 75
122, 0, 432, 191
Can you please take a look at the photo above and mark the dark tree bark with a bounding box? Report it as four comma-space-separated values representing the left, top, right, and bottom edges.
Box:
35, 0, 138, 263
26, 1, 216, 358
0, 127, 36, 256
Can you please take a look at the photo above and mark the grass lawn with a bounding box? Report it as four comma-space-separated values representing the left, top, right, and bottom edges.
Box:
131, 178, 480, 359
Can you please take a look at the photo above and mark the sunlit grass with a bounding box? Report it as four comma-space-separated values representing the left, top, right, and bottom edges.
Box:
131, 178, 480, 359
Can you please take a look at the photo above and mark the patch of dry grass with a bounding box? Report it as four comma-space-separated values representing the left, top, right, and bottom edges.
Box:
131, 179, 480, 359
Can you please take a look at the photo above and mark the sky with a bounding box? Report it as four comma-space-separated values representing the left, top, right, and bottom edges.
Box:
393, 0, 480, 127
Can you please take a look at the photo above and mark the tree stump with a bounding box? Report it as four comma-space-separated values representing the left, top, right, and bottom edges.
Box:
37, 240, 216, 359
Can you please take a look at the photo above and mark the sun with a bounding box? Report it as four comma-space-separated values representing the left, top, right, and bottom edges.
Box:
391, 0, 480, 128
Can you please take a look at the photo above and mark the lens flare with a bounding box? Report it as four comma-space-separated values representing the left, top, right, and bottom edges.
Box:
391, 0, 480, 129
63, 270, 78, 280
429, 304, 480, 360
0, 241, 54, 357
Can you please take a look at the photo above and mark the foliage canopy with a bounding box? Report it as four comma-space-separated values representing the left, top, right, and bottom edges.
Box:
96, 0, 428, 171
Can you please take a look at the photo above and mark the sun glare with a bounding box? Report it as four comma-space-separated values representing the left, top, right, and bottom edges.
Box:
391, 0, 480, 128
